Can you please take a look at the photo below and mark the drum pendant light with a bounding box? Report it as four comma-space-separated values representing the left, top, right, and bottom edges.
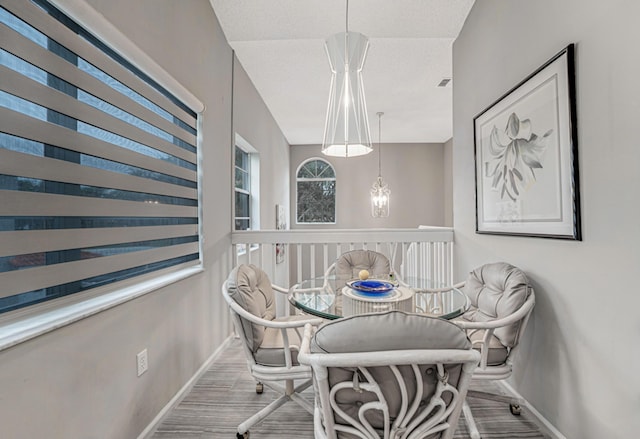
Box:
321, 0, 372, 157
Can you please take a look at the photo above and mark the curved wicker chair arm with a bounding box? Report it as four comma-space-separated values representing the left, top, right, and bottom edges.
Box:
320, 262, 337, 290
420, 281, 466, 293
272, 284, 289, 295
290, 283, 331, 294
299, 323, 315, 356
323, 263, 336, 280
454, 292, 535, 370
222, 281, 324, 329
394, 275, 410, 288
453, 292, 535, 330
301, 346, 481, 369
299, 325, 481, 369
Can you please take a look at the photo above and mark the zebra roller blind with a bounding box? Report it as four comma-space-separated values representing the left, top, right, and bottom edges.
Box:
0, 0, 201, 314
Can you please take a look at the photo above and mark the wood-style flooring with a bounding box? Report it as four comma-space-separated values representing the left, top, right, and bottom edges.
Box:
150, 338, 550, 438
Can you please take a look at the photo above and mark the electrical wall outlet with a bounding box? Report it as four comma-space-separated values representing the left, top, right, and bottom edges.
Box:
137, 349, 148, 377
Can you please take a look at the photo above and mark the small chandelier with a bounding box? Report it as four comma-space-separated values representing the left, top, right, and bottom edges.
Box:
321, 0, 372, 157
371, 112, 390, 217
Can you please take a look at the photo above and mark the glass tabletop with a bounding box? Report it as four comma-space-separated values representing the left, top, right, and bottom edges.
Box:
288, 275, 469, 320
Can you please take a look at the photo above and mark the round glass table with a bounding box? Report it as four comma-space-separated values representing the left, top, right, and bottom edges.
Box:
288, 275, 469, 320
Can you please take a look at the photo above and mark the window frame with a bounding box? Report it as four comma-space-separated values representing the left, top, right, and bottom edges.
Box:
233, 134, 260, 255
234, 146, 251, 231
233, 134, 260, 232
295, 157, 337, 225
0, 0, 204, 350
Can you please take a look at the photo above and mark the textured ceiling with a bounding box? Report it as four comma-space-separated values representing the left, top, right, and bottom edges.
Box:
209, 0, 475, 145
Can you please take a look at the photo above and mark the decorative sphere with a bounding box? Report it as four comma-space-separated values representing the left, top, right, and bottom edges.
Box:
358, 269, 370, 280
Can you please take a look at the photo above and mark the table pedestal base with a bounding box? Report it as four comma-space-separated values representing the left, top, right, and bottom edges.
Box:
342, 286, 414, 317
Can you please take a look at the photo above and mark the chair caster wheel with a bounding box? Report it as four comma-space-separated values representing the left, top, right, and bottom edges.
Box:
255, 382, 263, 394
237, 432, 249, 439
510, 404, 522, 416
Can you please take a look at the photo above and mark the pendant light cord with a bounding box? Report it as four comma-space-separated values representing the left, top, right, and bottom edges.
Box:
345, 0, 349, 34
377, 112, 383, 177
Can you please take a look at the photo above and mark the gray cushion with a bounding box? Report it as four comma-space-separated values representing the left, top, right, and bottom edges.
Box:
461, 262, 531, 349
467, 328, 509, 366
226, 264, 276, 352
311, 311, 471, 433
334, 250, 391, 290
312, 310, 471, 353
254, 315, 309, 367
335, 250, 391, 279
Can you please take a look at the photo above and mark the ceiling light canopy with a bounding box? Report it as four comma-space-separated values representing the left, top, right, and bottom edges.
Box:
321, 0, 372, 157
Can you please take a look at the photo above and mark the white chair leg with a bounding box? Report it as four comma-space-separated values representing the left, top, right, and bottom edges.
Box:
293, 378, 313, 393
290, 392, 314, 414
290, 379, 314, 413
237, 378, 315, 433
462, 400, 481, 439
237, 394, 290, 435
314, 406, 328, 439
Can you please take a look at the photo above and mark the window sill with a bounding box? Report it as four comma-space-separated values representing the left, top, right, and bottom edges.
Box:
0, 265, 203, 353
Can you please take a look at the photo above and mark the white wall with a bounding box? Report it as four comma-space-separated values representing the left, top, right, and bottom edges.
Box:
233, 59, 291, 231
0, 0, 290, 437
232, 57, 291, 286
453, 1, 640, 438
290, 143, 447, 229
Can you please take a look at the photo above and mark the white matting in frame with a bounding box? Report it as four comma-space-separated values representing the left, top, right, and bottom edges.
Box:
474, 44, 581, 240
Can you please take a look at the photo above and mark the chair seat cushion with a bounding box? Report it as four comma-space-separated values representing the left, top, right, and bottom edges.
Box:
467, 328, 509, 366
451, 313, 509, 366
254, 315, 310, 367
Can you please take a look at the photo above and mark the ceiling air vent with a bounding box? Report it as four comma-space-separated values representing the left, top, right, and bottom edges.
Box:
437, 78, 451, 87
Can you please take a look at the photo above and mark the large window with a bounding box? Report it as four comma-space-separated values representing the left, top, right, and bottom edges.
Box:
0, 0, 201, 314
296, 159, 336, 223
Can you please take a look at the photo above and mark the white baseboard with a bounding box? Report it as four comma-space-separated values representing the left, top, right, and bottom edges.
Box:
137, 335, 235, 439
497, 381, 567, 439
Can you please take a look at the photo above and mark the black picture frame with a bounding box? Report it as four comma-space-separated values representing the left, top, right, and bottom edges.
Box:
473, 44, 581, 240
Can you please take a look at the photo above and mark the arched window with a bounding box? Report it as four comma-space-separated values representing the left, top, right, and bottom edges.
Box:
296, 159, 336, 224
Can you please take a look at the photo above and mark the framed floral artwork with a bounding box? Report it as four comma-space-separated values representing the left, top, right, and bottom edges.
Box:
474, 44, 581, 240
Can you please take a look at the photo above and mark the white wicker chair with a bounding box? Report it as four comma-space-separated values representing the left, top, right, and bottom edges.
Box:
298, 311, 480, 439
423, 262, 536, 439
222, 264, 324, 438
